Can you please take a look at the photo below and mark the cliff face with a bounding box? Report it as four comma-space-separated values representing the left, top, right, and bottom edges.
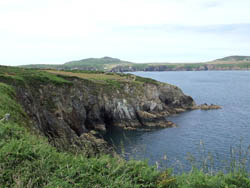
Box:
13, 75, 195, 155
0, 66, 196, 155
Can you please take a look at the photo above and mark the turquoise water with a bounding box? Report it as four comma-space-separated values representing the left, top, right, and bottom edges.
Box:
106, 71, 250, 172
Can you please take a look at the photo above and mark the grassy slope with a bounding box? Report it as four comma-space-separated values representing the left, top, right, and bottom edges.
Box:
0, 66, 250, 187
45, 70, 160, 86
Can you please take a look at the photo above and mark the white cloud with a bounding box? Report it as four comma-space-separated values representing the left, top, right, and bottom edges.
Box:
0, 0, 250, 65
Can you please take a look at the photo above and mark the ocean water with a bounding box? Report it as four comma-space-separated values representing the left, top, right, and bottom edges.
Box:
105, 71, 250, 172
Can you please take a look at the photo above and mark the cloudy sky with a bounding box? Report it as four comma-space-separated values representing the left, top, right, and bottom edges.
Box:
1, 0, 250, 65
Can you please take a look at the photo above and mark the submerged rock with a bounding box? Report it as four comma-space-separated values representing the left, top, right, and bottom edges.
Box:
193, 104, 222, 110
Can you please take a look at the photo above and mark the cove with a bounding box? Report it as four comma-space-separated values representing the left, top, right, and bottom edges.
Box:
105, 71, 250, 172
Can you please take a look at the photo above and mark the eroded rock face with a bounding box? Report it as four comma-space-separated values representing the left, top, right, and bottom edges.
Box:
15, 77, 196, 155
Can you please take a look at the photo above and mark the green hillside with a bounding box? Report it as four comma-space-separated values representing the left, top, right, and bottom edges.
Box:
63, 56, 133, 71
21, 57, 133, 71
214, 56, 250, 62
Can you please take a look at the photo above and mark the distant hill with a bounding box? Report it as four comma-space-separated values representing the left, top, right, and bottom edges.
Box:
214, 56, 250, 62
62, 57, 133, 71
20, 55, 250, 72
21, 57, 133, 71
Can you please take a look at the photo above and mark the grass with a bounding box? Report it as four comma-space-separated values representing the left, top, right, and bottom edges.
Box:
0, 83, 28, 124
0, 66, 71, 86
0, 122, 161, 188
46, 70, 125, 81
45, 70, 161, 87
1, 119, 250, 187
174, 170, 250, 188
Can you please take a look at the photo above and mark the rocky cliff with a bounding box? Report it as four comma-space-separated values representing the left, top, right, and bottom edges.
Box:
1, 67, 196, 155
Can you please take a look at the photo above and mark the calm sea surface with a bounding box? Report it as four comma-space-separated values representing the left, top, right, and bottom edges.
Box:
105, 71, 250, 172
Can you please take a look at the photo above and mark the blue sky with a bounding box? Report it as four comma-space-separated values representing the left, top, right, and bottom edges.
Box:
1, 0, 250, 65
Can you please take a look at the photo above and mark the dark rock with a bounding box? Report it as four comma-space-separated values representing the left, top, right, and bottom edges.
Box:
192, 104, 222, 110
14, 77, 196, 155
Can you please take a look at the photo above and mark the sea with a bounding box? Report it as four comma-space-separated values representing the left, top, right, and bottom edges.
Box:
105, 71, 250, 172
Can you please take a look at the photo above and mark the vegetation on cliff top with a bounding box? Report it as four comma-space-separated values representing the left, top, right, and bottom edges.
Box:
46, 69, 160, 86
0, 66, 250, 187
0, 66, 160, 88
0, 66, 71, 86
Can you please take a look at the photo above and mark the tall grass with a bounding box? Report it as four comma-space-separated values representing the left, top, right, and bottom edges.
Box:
0, 121, 161, 188
106, 129, 250, 187
1, 116, 250, 188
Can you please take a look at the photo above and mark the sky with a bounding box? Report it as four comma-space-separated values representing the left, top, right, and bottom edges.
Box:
1, 0, 250, 66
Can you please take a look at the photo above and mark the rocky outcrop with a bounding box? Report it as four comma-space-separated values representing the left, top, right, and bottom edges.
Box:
0, 114, 10, 123
194, 104, 222, 110
12, 76, 196, 155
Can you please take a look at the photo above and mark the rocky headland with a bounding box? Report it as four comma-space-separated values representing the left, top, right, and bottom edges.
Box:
0, 67, 221, 155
